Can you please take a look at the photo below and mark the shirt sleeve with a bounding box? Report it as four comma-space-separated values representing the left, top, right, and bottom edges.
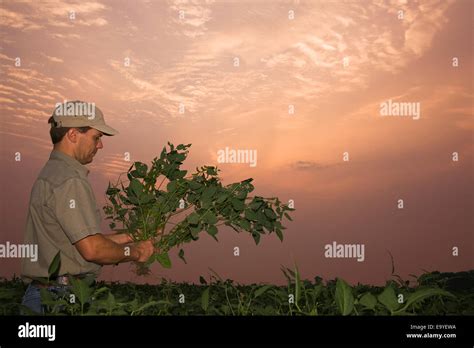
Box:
53, 177, 102, 243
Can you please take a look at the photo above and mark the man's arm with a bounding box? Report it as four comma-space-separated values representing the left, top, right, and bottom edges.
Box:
74, 234, 154, 264
103, 233, 133, 245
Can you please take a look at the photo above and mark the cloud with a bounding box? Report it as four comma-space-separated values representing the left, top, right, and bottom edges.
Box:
167, 0, 215, 38
216, 127, 236, 135
0, 54, 68, 127
343, 84, 473, 129
89, 153, 133, 180
0, 130, 52, 152
291, 161, 330, 171
402, 0, 454, 57
0, 1, 108, 31
41, 53, 64, 63
0, 8, 43, 30
0, 0, 465, 133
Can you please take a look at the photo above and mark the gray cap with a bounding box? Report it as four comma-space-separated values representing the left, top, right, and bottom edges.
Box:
50, 100, 119, 136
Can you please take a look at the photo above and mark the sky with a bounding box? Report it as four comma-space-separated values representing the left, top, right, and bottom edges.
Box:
0, 0, 472, 286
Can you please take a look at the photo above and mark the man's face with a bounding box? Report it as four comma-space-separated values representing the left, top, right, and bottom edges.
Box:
75, 128, 104, 164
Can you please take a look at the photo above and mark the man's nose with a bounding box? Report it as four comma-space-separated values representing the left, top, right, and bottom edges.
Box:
97, 139, 103, 149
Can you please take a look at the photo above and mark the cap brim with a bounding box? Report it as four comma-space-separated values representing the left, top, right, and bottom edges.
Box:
92, 124, 119, 136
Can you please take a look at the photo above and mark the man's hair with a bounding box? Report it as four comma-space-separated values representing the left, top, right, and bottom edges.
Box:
48, 116, 91, 144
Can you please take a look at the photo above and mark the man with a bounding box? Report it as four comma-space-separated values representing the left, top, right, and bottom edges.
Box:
21, 101, 154, 314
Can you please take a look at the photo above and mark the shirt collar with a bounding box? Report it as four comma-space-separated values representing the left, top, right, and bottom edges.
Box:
50, 150, 90, 177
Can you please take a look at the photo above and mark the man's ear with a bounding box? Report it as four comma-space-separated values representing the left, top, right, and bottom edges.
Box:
65, 128, 79, 144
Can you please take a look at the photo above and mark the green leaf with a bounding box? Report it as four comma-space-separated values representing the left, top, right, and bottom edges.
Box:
395, 288, 455, 314
264, 208, 277, 220
207, 225, 218, 240
239, 219, 251, 230
201, 287, 210, 312
174, 153, 186, 162
155, 253, 172, 268
187, 212, 200, 225
70, 277, 93, 306
129, 179, 143, 198
250, 200, 263, 211
167, 180, 178, 192
48, 251, 61, 280
140, 193, 155, 204
236, 190, 247, 200
256, 211, 267, 225
133, 162, 148, 178
106, 292, 116, 313
295, 264, 301, 307
188, 181, 202, 190
231, 198, 245, 211
175, 170, 187, 179
216, 193, 228, 204
40, 287, 58, 307
254, 285, 273, 299
335, 278, 354, 315
201, 198, 212, 209
359, 292, 377, 310
203, 212, 218, 224
106, 186, 120, 195
275, 228, 283, 241
377, 286, 400, 313
190, 225, 201, 238
93, 286, 109, 297
127, 196, 139, 205
0, 288, 17, 300
131, 300, 172, 315
202, 186, 217, 200
206, 167, 218, 175
178, 249, 187, 264
244, 209, 258, 221
251, 231, 261, 244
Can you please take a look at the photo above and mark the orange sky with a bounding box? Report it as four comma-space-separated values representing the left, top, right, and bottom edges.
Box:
0, 0, 472, 285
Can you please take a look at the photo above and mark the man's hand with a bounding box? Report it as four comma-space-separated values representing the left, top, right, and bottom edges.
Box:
133, 240, 154, 262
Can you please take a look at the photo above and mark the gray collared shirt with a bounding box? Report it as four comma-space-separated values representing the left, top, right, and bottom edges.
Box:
22, 150, 101, 280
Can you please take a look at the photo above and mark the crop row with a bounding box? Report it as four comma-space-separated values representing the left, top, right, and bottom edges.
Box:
0, 269, 472, 316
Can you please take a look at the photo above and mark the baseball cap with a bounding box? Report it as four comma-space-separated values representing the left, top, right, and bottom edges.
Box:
50, 100, 119, 136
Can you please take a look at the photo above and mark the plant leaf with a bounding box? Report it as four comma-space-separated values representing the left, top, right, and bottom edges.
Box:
231, 198, 245, 211
377, 286, 400, 313
187, 212, 200, 225
203, 212, 218, 224
335, 278, 354, 315
48, 251, 61, 280
155, 252, 172, 268
359, 292, 377, 310
254, 285, 273, 299
70, 277, 93, 306
395, 288, 455, 314
207, 225, 218, 239
201, 287, 210, 312
178, 249, 187, 264
295, 264, 301, 307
